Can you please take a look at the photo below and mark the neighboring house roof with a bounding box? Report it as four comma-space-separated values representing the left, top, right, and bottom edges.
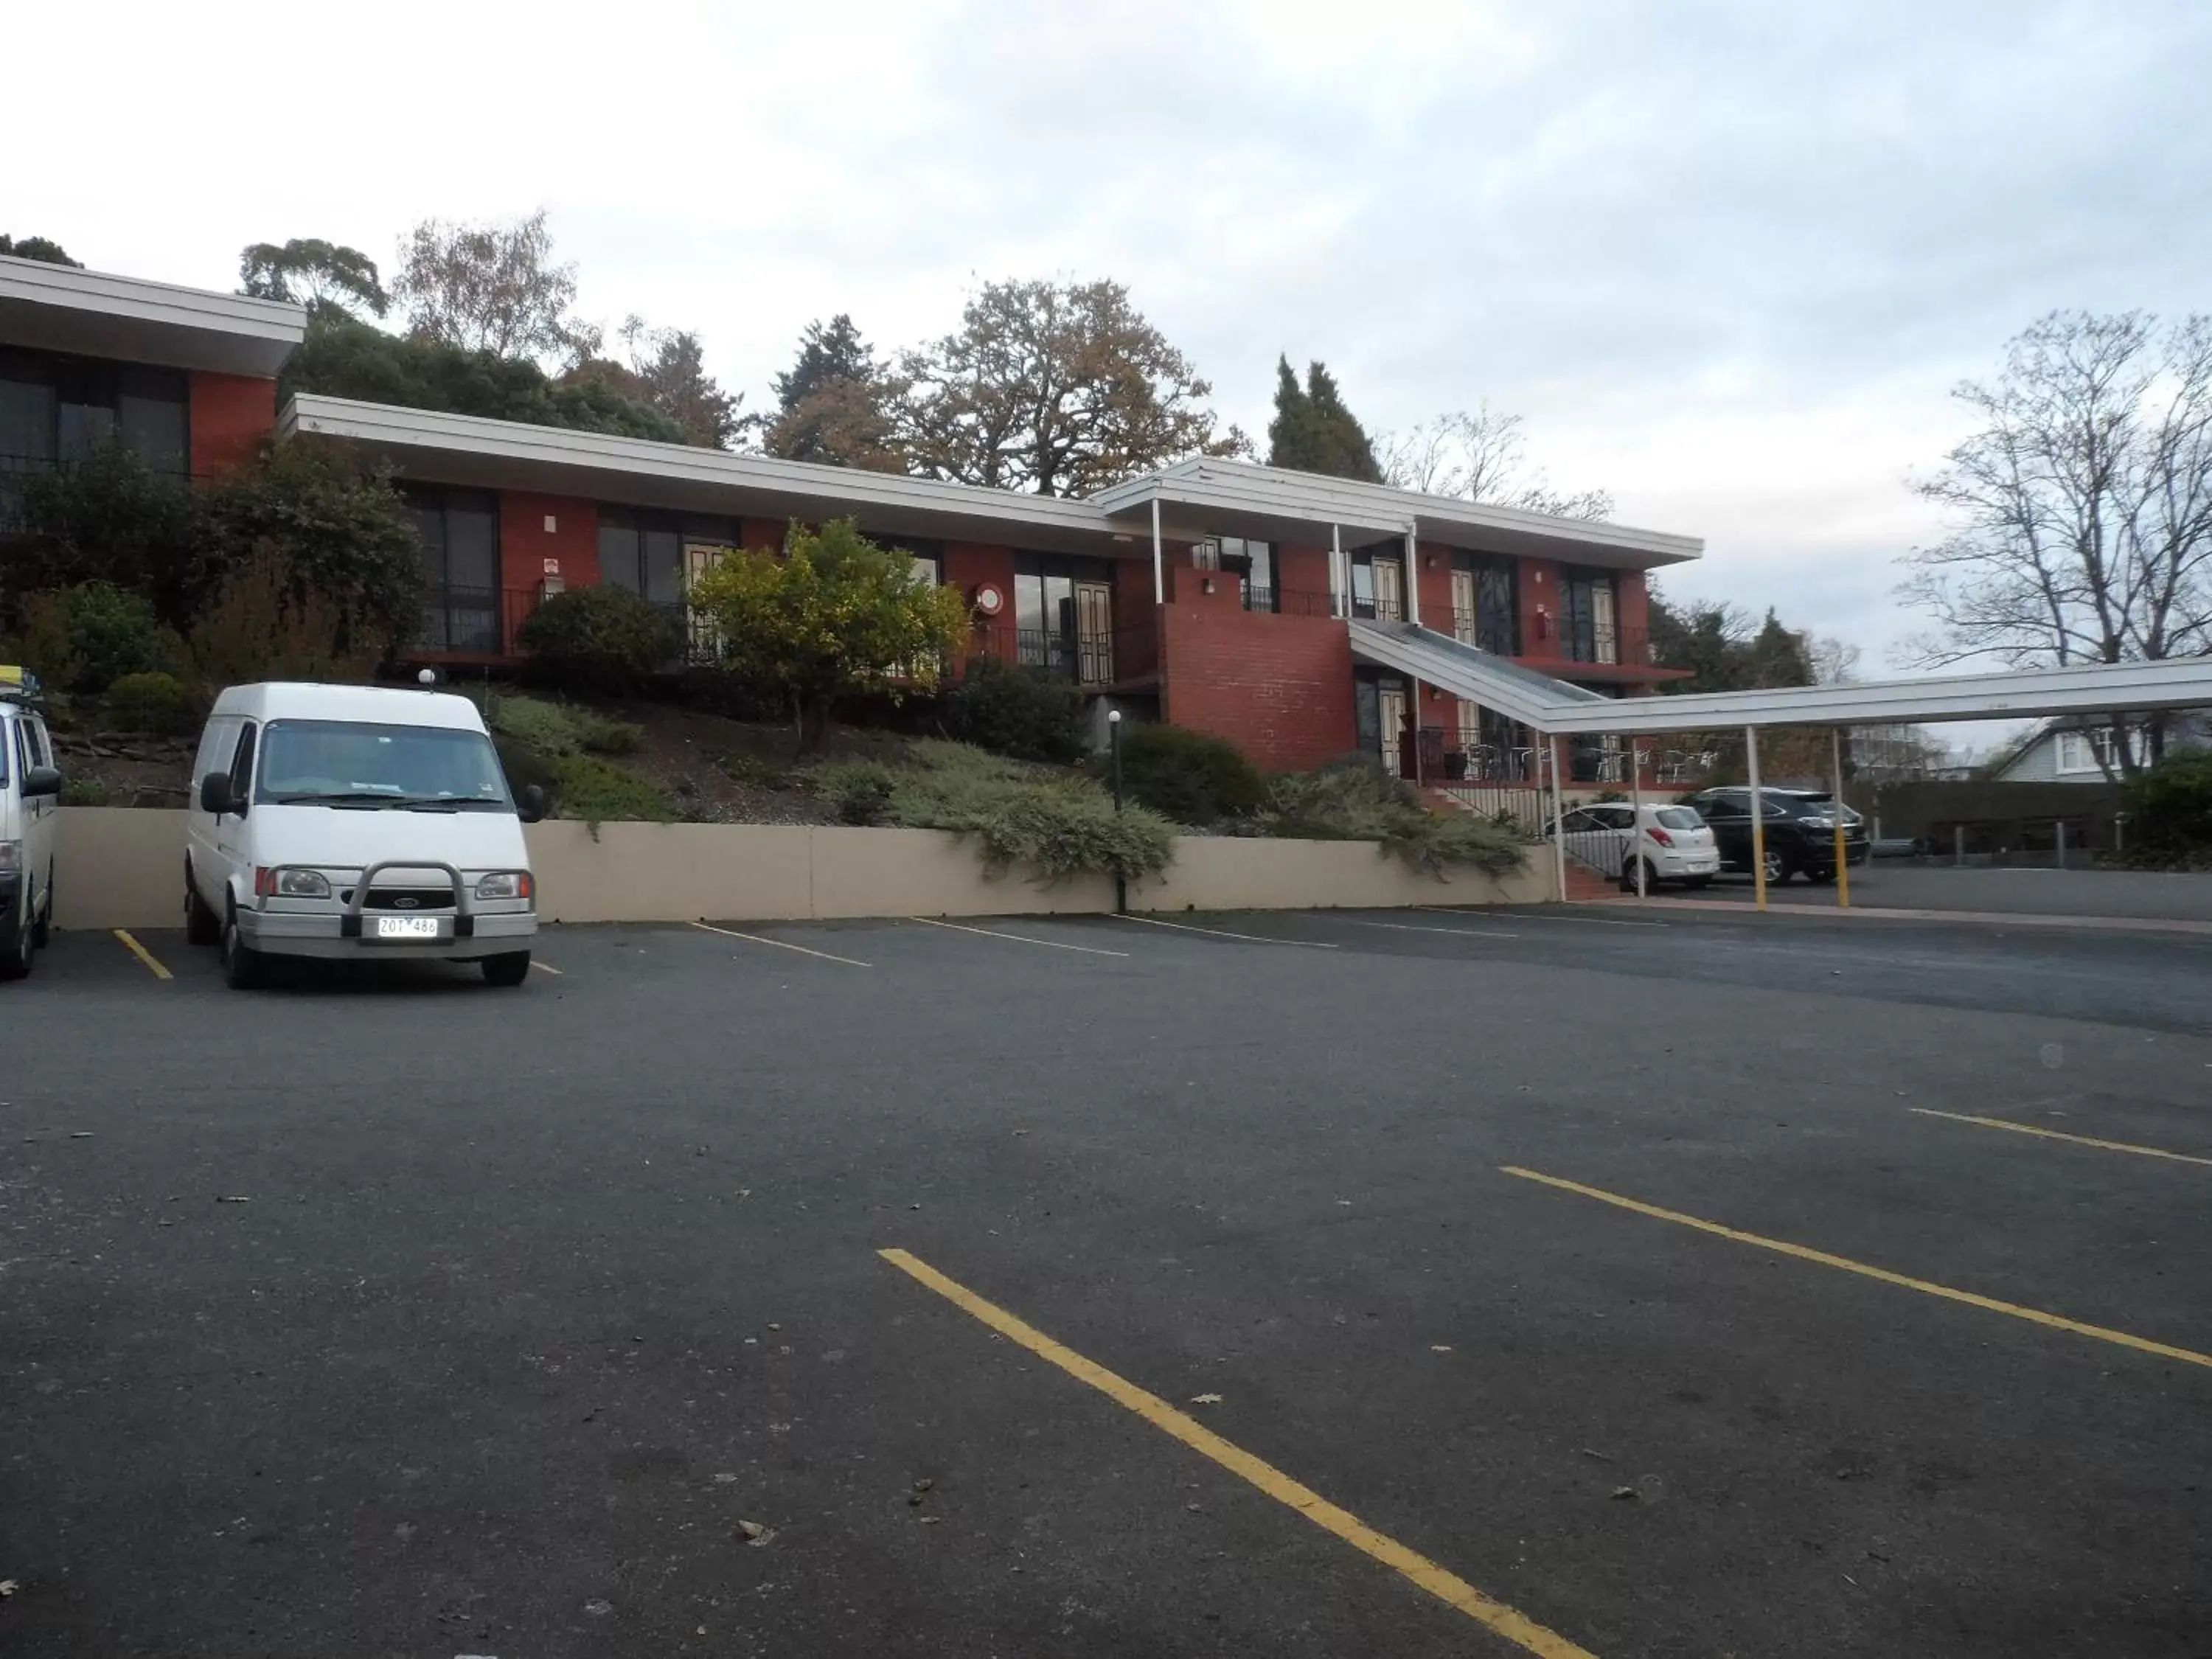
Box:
1986, 709, 2211, 781
0, 253, 306, 378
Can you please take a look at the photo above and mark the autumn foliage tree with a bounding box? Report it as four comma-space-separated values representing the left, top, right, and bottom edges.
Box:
900, 278, 1247, 496
687, 520, 973, 753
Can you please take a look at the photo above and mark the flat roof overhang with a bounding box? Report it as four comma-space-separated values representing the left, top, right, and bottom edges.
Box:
0, 255, 305, 378
1093, 458, 1704, 573
284, 395, 1145, 560
1349, 619, 2212, 735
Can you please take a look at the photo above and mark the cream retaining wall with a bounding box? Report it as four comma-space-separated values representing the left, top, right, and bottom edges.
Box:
50, 807, 1554, 929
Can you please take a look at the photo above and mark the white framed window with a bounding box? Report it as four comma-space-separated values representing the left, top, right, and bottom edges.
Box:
2055, 727, 2130, 773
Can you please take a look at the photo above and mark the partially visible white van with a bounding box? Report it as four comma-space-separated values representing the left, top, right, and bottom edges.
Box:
1, 666, 63, 981
185, 682, 545, 989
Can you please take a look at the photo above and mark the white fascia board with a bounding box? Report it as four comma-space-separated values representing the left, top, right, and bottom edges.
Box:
283, 395, 1127, 552
1094, 457, 1703, 569
0, 254, 305, 376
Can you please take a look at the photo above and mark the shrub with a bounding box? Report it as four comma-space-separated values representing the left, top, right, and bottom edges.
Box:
815, 741, 1174, 880
1258, 757, 1526, 875
515, 585, 682, 695
182, 549, 372, 698
48, 582, 171, 693
546, 751, 677, 823
2120, 748, 2212, 860
830, 770, 895, 826
104, 670, 195, 736
719, 753, 797, 791
487, 692, 644, 757
1092, 723, 1266, 826
942, 656, 1088, 763
60, 776, 109, 807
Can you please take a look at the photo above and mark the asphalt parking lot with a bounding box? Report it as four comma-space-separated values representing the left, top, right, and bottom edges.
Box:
5, 904, 2211, 1657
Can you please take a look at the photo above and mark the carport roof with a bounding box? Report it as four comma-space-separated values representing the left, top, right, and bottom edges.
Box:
1351, 619, 2212, 734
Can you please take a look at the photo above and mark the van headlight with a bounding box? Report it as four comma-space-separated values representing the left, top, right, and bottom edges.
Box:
274, 869, 331, 898
0, 840, 19, 874
473, 871, 532, 901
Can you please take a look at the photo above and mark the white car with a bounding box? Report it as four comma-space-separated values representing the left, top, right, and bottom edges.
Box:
185, 681, 546, 989
1, 667, 63, 980
1553, 801, 1722, 891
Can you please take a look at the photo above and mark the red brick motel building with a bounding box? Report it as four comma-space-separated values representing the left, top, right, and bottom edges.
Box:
3, 252, 1700, 792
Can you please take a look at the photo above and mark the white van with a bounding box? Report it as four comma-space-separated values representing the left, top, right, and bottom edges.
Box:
1, 667, 63, 980
185, 682, 546, 990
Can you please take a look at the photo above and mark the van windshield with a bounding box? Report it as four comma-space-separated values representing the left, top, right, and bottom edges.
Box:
254, 719, 512, 811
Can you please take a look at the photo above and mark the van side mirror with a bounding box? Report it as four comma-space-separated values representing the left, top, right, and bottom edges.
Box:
198, 771, 238, 815
24, 765, 63, 799
517, 783, 549, 824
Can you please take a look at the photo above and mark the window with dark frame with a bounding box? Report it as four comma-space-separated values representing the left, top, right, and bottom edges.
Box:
1011, 552, 1116, 684
1, 349, 189, 523
403, 485, 501, 653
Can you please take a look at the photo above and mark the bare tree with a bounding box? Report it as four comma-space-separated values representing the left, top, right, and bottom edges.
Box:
393, 209, 598, 368
1897, 310, 2212, 770
898, 278, 1248, 497
1378, 404, 1614, 521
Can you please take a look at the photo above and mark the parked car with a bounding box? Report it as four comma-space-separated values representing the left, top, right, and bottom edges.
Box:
185, 681, 548, 990
1677, 786, 1871, 884
1, 667, 63, 980
1551, 801, 1722, 891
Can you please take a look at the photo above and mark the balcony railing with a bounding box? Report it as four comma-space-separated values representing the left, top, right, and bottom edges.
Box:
973, 623, 1121, 686
1, 448, 197, 531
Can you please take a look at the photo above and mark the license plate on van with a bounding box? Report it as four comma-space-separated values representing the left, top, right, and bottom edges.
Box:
370, 915, 445, 941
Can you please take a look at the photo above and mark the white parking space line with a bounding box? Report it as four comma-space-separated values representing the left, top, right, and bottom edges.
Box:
1332, 918, 1523, 939
1416, 905, 1666, 929
905, 916, 1130, 957
529, 959, 563, 975
690, 920, 874, 967
1113, 914, 1338, 948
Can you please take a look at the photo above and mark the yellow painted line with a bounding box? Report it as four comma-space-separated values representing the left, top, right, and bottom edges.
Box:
111, 929, 172, 981
1500, 1165, 2212, 1371
689, 920, 872, 967
529, 959, 563, 976
1114, 914, 1338, 948
1911, 1108, 2212, 1169
1334, 917, 1523, 940
905, 915, 1128, 957
878, 1248, 1595, 1657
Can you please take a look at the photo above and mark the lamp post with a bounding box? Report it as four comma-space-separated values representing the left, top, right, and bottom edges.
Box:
1108, 708, 1124, 812
1107, 709, 1126, 914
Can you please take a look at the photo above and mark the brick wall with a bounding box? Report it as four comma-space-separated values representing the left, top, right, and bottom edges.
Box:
187, 372, 275, 476
499, 492, 600, 593
1161, 585, 1357, 771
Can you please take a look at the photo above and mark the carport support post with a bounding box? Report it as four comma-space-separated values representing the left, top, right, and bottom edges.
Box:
1746, 724, 1768, 912
1548, 739, 1568, 902
1150, 498, 1164, 606
1629, 739, 1647, 897
1831, 728, 1851, 909
1329, 523, 1345, 618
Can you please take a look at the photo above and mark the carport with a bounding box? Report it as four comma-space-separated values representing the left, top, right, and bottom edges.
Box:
1349, 621, 2212, 907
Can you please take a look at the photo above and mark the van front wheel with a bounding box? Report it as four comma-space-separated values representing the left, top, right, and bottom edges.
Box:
220, 905, 267, 990
481, 951, 531, 987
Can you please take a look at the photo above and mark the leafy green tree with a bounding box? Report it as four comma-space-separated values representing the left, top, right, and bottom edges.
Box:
282, 310, 689, 443
764, 315, 905, 470
900, 279, 1247, 495
0, 234, 81, 267
1267, 358, 1382, 482
566, 316, 742, 448
238, 239, 390, 317
689, 519, 973, 753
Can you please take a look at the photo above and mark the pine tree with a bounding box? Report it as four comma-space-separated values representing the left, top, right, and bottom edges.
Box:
765, 316, 905, 470
1266, 358, 1382, 482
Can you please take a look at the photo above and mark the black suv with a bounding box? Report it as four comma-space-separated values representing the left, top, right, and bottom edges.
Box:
1678, 787, 1871, 885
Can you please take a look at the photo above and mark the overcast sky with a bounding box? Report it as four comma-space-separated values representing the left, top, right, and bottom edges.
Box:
13, 0, 2211, 686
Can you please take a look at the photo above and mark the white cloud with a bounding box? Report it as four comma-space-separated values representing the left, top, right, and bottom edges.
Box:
10, 0, 2211, 670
